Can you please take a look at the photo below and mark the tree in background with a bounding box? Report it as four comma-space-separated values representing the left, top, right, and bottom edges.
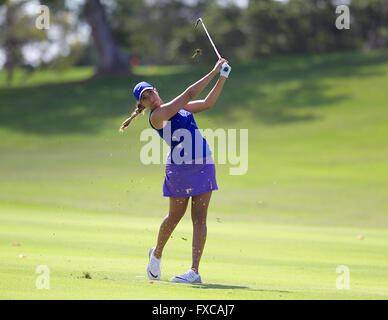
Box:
0, 0, 130, 78
83, 0, 128, 76
0, 0, 92, 83
110, 0, 210, 65
245, 0, 288, 56
352, 0, 388, 49
110, 0, 163, 65
42, 0, 130, 76
245, 0, 361, 56
168, 1, 247, 63
0, 0, 47, 83
1, 0, 388, 78
63, 0, 388, 66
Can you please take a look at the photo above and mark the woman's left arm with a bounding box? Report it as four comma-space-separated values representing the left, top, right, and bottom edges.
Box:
183, 76, 227, 114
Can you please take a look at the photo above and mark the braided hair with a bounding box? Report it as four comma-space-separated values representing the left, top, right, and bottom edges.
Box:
119, 101, 146, 132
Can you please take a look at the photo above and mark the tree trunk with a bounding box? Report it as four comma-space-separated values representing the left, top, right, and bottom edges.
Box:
4, 1, 21, 84
84, 0, 129, 76
364, 0, 388, 49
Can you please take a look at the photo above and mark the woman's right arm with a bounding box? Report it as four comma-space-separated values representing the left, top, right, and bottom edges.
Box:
151, 58, 228, 126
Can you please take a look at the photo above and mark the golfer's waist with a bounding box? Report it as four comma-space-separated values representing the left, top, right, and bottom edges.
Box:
166, 155, 214, 164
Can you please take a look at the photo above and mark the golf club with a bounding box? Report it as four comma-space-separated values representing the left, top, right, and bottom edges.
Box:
195, 17, 230, 73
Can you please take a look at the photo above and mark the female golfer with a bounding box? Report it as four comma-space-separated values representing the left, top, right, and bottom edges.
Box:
119, 58, 231, 283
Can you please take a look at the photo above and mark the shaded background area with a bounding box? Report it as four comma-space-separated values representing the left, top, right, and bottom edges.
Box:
1, 49, 387, 134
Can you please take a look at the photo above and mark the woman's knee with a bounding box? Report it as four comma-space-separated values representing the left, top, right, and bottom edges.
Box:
191, 211, 207, 226
167, 210, 185, 224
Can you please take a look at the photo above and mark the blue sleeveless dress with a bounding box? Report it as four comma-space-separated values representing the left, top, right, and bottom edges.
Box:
149, 108, 218, 197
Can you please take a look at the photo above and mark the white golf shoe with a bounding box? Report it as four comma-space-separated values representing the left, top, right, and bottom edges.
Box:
170, 269, 202, 284
147, 247, 161, 280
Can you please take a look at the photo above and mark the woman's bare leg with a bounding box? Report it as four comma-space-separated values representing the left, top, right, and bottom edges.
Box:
190, 191, 212, 273
153, 196, 189, 259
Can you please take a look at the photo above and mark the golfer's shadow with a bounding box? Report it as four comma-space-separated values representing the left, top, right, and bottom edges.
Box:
191, 283, 249, 290
191, 283, 290, 294
161, 281, 290, 293
160, 280, 248, 290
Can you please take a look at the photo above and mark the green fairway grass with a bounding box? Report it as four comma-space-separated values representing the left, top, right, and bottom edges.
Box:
1, 201, 387, 299
0, 50, 387, 299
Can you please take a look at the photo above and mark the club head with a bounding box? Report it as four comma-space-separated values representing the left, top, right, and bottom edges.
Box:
194, 17, 202, 28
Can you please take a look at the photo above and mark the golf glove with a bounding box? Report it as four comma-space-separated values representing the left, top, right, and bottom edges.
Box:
220, 62, 231, 78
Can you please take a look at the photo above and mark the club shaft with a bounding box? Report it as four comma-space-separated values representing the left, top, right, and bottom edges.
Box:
199, 20, 221, 60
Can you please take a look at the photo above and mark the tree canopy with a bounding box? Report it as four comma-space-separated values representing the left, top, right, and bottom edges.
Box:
1, 0, 387, 80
